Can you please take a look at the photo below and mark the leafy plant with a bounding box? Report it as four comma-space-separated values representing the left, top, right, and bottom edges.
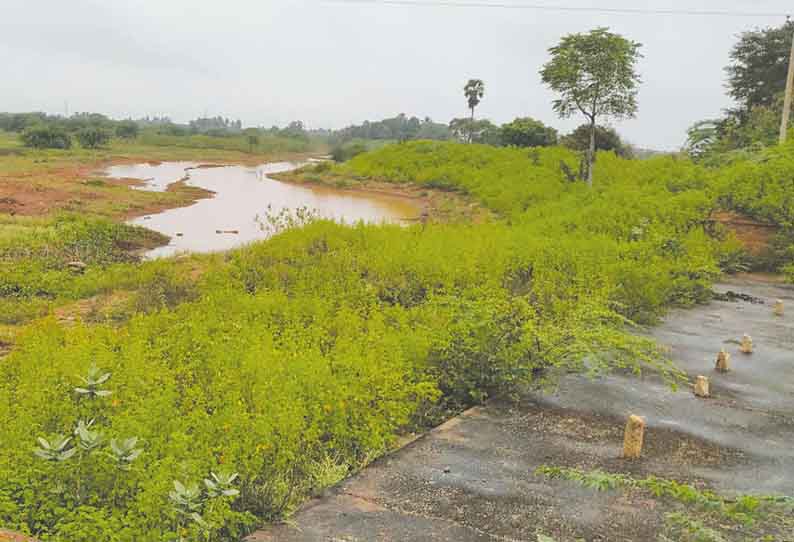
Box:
74, 419, 103, 452
662, 512, 727, 542
170, 481, 204, 516
74, 364, 112, 399
204, 472, 240, 499
109, 437, 142, 470
34, 434, 77, 462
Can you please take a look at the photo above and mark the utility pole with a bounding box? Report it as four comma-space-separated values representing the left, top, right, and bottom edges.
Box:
779, 26, 794, 144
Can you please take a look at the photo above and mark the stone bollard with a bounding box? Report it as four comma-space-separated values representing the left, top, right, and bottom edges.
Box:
694, 376, 710, 398
774, 300, 784, 317
740, 334, 753, 354
623, 415, 645, 460
715, 349, 731, 372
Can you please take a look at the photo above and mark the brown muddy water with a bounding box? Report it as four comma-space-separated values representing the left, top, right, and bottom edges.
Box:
105, 162, 421, 258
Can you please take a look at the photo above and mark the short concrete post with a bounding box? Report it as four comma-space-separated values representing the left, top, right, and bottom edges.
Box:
623, 415, 645, 460
715, 349, 731, 372
740, 334, 753, 354
694, 376, 710, 398
774, 299, 784, 317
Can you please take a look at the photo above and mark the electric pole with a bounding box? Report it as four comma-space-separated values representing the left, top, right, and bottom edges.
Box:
779, 26, 794, 144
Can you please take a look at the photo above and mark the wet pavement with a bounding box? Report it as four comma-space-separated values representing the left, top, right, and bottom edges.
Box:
249, 276, 794, 541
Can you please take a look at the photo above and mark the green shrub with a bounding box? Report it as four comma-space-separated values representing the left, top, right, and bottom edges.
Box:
331, 141, 368, 162
20, 124, 72, 149
76, 127, 111, 149
114, 121, 139, 140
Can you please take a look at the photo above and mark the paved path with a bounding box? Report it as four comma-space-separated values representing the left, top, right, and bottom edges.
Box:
249, 277, 794, 541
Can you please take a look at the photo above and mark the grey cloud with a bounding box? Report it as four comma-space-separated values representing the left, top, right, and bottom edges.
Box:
0, 0, 790, 149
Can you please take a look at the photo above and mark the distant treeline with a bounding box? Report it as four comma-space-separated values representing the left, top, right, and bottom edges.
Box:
328, 113, 634, 162
0, 112, 317, 152
0, 111, 633, 158
329, 114, 451, 143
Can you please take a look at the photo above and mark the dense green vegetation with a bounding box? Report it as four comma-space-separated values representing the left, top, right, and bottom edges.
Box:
685, 20, 794, 162
6, 135, 794, 539
1, 25, 793, 539
0, 113, 318, 155
0, 214, 172, 326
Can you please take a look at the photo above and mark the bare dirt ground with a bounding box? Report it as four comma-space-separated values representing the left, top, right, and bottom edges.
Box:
711, 211, 779, 257
250, 276, 794, 542
0, 158, 209, 219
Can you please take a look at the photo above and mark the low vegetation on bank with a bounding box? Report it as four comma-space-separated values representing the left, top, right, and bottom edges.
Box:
3, 134, 794, 540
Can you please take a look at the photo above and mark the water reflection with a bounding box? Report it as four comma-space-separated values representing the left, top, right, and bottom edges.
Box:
107, 162, 421, 258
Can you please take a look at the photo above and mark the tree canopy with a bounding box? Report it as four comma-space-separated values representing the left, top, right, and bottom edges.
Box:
685, 21, 794, 161
449, 118, 500, 145
540, 28, 642, 123
331, 114, 450, 143
541, 28, 642, 185
500, 117, 558, 148
726, 20, 794, 113
464, 79, 485, 115
562, 124, 632, 158
463, 79, 486, 143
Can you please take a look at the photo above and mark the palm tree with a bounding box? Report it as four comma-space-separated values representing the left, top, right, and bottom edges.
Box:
463, 79, 485, 143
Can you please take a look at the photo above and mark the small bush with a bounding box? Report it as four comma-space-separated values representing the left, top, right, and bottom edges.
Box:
331, 141, 368, 162
114, 121, 139, 139
76, 127, 111, 149
20, 124, 72, 149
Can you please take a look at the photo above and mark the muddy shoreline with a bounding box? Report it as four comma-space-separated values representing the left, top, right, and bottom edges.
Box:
271, 165, 489, 224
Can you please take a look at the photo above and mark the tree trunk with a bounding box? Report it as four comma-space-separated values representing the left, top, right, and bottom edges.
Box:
469, 107, 475, 144
587, 117, 596, 187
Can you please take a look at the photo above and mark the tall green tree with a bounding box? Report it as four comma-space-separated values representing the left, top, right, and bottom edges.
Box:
540, 28, 642, 186
463, 79, 485, 143
685, 21, 794, 160
726, 20, 794, 114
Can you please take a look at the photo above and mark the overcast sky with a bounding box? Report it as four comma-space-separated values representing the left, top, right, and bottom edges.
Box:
1, 0, 791, 149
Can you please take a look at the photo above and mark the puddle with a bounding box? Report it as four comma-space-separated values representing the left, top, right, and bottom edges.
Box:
107, 161, 422, 258
106, 161, 198, 191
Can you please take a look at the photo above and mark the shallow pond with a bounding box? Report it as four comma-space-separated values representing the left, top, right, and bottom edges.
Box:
105, 162, 421, 258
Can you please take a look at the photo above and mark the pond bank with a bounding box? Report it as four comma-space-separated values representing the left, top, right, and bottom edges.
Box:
272, 164, 490, 224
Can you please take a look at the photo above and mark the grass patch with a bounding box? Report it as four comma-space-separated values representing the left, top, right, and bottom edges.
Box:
536, 466, 793, 541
